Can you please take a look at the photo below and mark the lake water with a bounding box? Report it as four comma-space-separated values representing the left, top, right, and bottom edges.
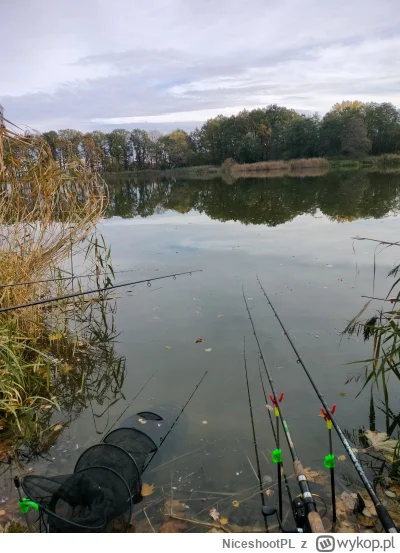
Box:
2, 169, 400, 531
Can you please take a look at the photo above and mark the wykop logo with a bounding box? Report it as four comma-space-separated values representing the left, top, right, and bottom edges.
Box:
316, 535, 335, 552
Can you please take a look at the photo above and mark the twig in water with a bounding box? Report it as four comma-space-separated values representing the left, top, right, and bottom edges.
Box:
143, 508, 156, 533
163, 512, 230, 533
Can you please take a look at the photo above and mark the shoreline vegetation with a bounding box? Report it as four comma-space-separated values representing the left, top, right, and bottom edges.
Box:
37, 100, 400, 175
104, 153, 400, 180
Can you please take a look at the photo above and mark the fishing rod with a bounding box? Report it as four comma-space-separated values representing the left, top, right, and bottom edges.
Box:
256, 275, 398, 534
0, 268, 140, 289
243, 337, 269, 532
243, 289, 324, 533
143, 371, 208, 471
106, 371, 158, 434
0, 270, 202, 314
257, 356, 296, 522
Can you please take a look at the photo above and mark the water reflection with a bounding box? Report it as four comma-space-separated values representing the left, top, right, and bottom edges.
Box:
105, 170, 400, 226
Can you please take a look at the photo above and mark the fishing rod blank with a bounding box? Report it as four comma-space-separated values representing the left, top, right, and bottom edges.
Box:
0, 268, 139, 289
0, 270, 202, 314
143, 371, 208, 471
256, 274, 398, 534
243, 337, 269, 532
243, 289, 324, 533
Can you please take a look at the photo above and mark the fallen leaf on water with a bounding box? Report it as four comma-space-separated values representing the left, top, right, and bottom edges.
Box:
159, 521, 187, 533
209, 507, 220, 521
363, 498, 377, 517
337, 455, 346, 461
0, 510, 6, 517
341, 491, 356, 511
385, 491, 396, 498
195, 338, 205, 343
220, 517, 229, 525
138, 418, 147, 424
265, 489, 273, 496
202, 420, 208, 424
165, 499, 188, 514
205, 348, 212, 352
352, 448, 359, 454
303, 467, 329, 485
232, 500, 240, 508
339, 392, 346, 397
364, 430, 398, 462
165, 346, 172, 350
53, 424, 63, 432
141, 483, 154, 497
358, 514, 376, 528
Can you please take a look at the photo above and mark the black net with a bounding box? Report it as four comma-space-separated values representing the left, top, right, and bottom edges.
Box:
103, 428, 157, 473
22, 467, 131, 532
74, 444, 141, 500
21, 410, 161, 532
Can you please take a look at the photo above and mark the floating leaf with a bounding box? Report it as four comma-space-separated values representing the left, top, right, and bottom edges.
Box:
265, 489, 273, 496
138, 418, 147, 424
141, 483, 154, 497
205, 348, 212, 352
364, 430, 398, 462
195, 338, 205, 343
53, 424, 63, 432
341, 491, 356, 511
385, 491, 396, 498
358, 513, 376, 527
165, 345, 172, 350
337, 455, 346, 461
220, 517, 229, 525
232, 500, 240, 508
339, 392, 346, 397
159, 521, 187, 533
202, 420, 208, 425
351, 448, 359, 454
303, 467, 329, 485
209, 507, 219, 521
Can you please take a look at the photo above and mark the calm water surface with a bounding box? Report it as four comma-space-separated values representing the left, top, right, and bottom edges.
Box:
3, 170, 400, 529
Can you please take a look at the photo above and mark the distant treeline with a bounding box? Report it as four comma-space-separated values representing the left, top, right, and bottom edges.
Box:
42, 101, 400, 172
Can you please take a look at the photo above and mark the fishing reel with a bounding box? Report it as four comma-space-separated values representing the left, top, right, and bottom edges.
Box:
262, 497, 310, 533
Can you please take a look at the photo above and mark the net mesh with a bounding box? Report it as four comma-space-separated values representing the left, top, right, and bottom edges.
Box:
21, 412, 160, 532
103, 428, 157, 473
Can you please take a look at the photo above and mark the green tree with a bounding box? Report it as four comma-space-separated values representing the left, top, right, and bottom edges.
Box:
341, 116, 371, 158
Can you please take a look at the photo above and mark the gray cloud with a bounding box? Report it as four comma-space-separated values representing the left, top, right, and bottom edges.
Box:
1, 0, 400, 132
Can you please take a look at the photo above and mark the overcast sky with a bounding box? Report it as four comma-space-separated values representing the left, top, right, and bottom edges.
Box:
2, 0, 400, 132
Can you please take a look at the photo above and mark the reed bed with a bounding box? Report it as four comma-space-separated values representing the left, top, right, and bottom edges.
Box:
0, 119, 114, 449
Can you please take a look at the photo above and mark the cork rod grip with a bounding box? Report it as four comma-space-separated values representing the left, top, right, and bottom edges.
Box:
308, 511, 325, 533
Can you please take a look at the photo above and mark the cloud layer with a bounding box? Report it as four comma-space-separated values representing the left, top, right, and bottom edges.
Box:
2, 0, 400, 131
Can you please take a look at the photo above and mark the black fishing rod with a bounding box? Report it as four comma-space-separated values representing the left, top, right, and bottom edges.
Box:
0, 270, 201, 314
257, 355, 296, 523
256, 275, 398, 534
0, 268, 139, 290
243, 337, 269, 531
143, 371, 208, 471
243, 290, 324, 533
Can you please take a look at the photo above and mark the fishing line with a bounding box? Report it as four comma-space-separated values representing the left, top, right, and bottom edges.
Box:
0, 270, 202, 314
256, 274, 398, 534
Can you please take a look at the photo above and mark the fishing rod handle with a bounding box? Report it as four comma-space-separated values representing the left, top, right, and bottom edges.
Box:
293, 460, 325, 533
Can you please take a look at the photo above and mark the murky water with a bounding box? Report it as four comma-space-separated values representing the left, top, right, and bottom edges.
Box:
2, 170, 400, 530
